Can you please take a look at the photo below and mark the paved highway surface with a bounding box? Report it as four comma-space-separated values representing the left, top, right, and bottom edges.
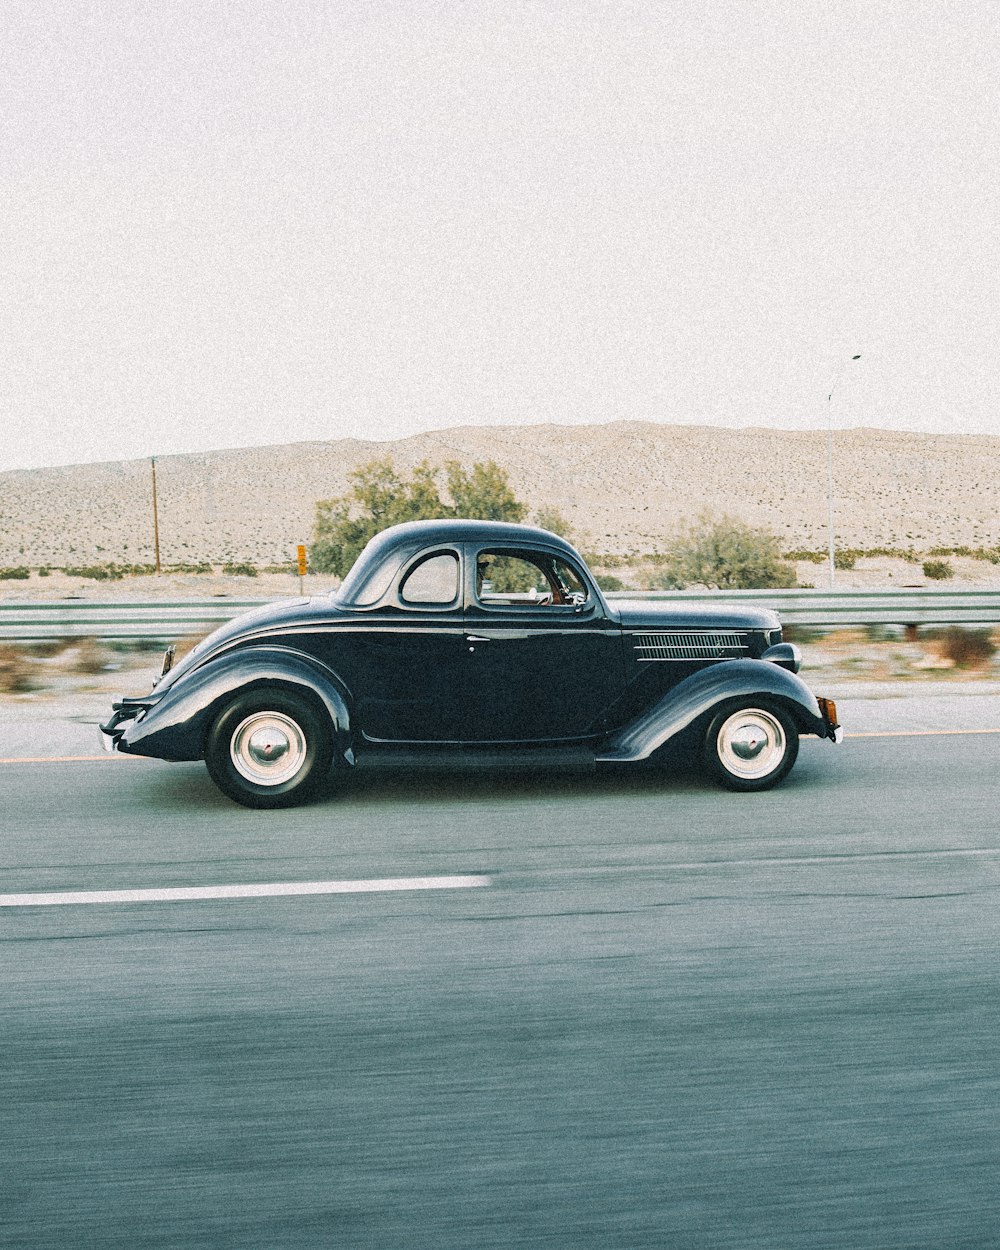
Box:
3, 721, 1000, 1248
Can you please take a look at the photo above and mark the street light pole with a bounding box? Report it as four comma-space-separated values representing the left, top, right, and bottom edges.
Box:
826, 354, 861, 588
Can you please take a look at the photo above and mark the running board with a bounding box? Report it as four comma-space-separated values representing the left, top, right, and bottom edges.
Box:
354, 746, 596, 773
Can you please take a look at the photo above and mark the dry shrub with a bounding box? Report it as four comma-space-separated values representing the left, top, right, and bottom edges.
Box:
0, 645, 33, 693
22, 640, 67, 658
934, 627, 997, 670
653, 514, 796, 590
67, 638, 109, 674
815, 628, 871, 653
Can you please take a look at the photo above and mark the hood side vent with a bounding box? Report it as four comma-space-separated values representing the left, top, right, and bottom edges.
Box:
632, 631, 750, 662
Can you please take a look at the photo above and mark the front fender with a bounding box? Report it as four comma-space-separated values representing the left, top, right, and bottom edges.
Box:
119, 646, 352, 763
597, 659, 828, 763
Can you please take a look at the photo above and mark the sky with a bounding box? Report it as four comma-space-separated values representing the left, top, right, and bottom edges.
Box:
1, 0, 997, 471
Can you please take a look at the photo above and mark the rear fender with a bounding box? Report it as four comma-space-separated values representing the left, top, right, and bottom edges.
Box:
119, 646, 352, 763
597, 659, 828, 762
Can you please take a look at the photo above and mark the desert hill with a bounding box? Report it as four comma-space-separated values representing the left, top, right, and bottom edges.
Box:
1, 421, 998, 566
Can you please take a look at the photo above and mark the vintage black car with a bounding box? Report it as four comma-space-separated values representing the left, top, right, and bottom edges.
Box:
101, 520, 841, 807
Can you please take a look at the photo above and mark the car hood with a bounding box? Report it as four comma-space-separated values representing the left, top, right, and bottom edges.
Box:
608, 598, 780, 631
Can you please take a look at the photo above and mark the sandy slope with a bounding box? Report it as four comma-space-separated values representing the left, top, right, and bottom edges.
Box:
2, 420, 998, 565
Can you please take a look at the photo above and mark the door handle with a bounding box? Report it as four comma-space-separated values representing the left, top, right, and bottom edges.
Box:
465, 635, 491, 643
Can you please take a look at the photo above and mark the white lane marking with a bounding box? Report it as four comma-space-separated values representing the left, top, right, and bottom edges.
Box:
0, 875, 491, 908
665, 847, 1000, 870
845, 728, 1000, 739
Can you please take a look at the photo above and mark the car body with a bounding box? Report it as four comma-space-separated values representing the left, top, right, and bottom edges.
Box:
101, 519, 841, 807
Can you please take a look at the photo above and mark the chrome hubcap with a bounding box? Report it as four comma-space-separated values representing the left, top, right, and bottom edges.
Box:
717, 708, 785, 780
230, 712, 306, 786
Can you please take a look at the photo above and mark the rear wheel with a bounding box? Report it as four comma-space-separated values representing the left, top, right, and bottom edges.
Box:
703, 700, 799, 792
205, 690, 332, 808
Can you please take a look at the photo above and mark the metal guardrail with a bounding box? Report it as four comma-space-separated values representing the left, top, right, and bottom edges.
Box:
615, 589, 1000, 627
0, 599, 270, 642
2, 589, 1000, 642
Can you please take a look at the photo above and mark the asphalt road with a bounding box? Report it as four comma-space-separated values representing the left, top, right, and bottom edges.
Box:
3, 731, 1000, 1249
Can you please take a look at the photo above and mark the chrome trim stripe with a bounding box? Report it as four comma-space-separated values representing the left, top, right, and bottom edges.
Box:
630, 630, 750, 661
205, 623, 616, 645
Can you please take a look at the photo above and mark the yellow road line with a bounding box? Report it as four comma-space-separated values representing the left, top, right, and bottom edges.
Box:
0, 754, 147, 764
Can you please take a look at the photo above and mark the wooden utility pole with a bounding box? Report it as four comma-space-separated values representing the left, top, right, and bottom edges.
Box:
826, 354, 861, 589
151, 456, 162, 574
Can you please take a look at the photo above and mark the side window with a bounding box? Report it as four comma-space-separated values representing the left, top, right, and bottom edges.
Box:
400, 553, 459, 605
476, 550, 588, 607
478, 554, 548, 598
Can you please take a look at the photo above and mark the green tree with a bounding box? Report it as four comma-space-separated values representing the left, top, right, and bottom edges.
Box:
532, 506, 573, 539
445, 460, 526, 523
653, 513, 797, 590
311, 457, 526, 576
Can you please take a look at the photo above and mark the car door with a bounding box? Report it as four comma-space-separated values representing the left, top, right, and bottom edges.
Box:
459, 544, 625, 742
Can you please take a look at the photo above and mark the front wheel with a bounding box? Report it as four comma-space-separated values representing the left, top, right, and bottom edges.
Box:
703, 701, 799, 792
205, 690, 332, 808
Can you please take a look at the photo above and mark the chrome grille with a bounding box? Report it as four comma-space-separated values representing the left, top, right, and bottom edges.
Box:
632, 631, 750, 661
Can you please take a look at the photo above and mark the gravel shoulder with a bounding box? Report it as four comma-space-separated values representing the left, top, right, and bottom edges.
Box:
4, 667, 999, 760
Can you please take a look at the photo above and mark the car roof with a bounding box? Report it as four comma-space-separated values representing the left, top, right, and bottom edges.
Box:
369, 518, 575, 550
334, 519, 586, 606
